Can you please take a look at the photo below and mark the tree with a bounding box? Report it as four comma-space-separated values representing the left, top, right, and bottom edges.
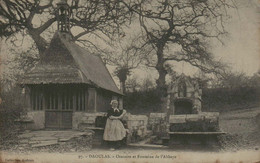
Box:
248, 72, 260, 87
211, 71, 251, 88
114, 66, 130, 93
125, 75, 140, 92
105, 35, 151, 93
140, 76, 155, 91
0, 0, 131, 59
122, 0, 233, 91
0, 43, 38, 91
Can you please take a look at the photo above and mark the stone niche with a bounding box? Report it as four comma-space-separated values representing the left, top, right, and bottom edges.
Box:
167, 74, 202, 115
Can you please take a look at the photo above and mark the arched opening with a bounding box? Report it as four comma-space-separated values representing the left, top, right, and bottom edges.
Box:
174, 99, 193, 115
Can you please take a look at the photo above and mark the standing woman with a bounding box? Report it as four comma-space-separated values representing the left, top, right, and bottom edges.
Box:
103, 100, 127, 150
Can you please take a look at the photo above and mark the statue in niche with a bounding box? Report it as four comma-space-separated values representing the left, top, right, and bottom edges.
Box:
178, 81, 187, 97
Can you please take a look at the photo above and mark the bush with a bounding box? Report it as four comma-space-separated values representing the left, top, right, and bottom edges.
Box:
124, 89, 163, 115
124, 86, 260, 114
0, 85, 25, 144
202, 86, 260, 111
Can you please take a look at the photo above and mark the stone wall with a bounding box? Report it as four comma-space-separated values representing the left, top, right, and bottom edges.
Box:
123, 113, 148, 142
19, 111, 45, 130
72, 112, 106, 130
72, 111, 149, 143
148, 113, 166, 129
148, 113, 168, 136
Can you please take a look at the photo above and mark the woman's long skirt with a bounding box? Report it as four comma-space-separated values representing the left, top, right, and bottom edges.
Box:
103, 118, 126, 141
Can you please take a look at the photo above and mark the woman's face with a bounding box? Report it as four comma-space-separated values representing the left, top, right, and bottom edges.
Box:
111, 102, 118, 108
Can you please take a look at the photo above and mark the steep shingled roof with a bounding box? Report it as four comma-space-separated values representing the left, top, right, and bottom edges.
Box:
19, 32, 122, 95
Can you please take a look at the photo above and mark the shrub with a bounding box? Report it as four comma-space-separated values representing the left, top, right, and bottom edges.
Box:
124, 89, 163, 115
124, 86, 260, 114
0, 85, 25, 144
202, 86, 260, 111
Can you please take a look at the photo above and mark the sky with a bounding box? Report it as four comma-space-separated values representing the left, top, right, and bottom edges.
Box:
213, 0, 260, 75
0, 0, 259, 86
126, 0, 260, 84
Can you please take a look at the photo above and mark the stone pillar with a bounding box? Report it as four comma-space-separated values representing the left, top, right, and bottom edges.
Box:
88, 88, 97, 112
118, 97, 123, 110
24, 86, 31, 111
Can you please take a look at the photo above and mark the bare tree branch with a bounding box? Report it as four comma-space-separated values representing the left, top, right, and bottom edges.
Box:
122, 0, 235, 90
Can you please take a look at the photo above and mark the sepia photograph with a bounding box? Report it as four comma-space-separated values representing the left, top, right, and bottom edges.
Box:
0, 0, 259, 162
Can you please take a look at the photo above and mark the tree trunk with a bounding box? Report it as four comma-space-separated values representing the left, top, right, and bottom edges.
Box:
120, 81, 126, 94
156, 67, 167, 89
155, 43, 167, 93
28, 30, 48, 59
116, 67, 129, 94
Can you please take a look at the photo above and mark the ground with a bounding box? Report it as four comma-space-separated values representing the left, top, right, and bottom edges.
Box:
219, 107, 260, 151
0, 107, 260, 163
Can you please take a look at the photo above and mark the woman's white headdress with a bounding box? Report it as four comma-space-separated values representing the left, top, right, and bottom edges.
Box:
110, 100, 118, 105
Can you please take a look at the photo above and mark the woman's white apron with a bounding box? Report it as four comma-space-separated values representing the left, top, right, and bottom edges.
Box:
103, 118, 126, 141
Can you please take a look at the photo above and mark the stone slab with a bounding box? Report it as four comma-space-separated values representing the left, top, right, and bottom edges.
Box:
31, 137, 57, 141
28, 140, 41, 144
31, 140, 58, 148
18, 130, 93, 148
169, 115, 186, 123
18, 133, 35, 139
19, 139, 29, 144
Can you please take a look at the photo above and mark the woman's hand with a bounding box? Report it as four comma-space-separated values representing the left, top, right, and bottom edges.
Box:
116, 109, 126, 120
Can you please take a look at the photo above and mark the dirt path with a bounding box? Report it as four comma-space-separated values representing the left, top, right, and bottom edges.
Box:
219, 107, 260, 151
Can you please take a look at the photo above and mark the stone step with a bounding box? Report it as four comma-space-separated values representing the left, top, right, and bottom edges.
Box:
28, 140, 41, 144
31, 137, 58, 141
31, 140, 58, 148
18, 133, 35, 139
19, 139, 29, 144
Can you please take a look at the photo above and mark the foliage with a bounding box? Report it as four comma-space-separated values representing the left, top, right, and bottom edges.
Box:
123, 72, 260, 113
202, 86, 260, 111
125, 75, 156, 92
0, 43, 39, 90
124, 85, 260, 114
114, 66, 130, 93
210, 71, 260, 88
0, 85, 25, 144
125, 75, 140, 92
140, 76, 155, 91
124, 88, 162, 115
